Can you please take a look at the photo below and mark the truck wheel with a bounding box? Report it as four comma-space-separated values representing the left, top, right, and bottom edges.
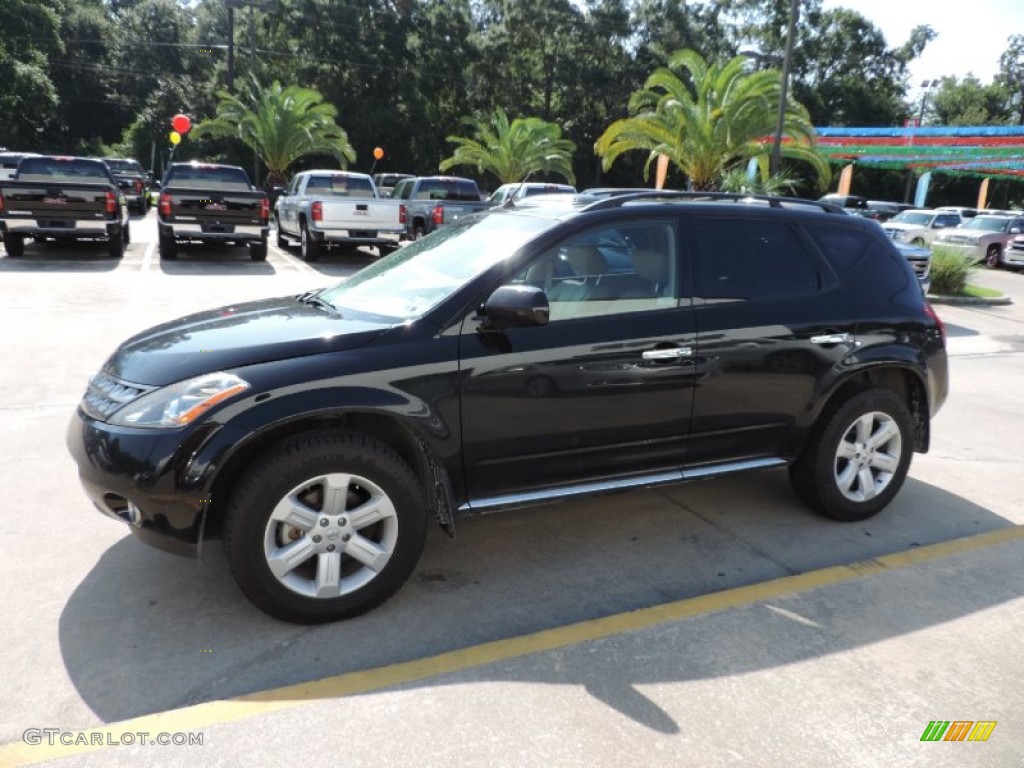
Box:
412, 223, 426, 240
300, 222, 320, 262
275, 216, 288, 248
159, 231, 177, 260
3, 233, 25, 258
249, 237, 268, 261
122, 221, 131, 245
108, 228, 124, 259
223, 430, 428, 624
789, 388, 913, 522
985, 245, 1001, 269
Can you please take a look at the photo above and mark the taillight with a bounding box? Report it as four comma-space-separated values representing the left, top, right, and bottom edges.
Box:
311, 201, 322, 222
260, 196, 269, 223
105, 190, 117, 215
924, 300, 946, 346
399, 204, 406, 225
431, 203, 444, 226
159, 192, 171, 217
0, 190, 5, 214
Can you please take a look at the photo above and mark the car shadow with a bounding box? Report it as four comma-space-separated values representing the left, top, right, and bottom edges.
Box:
0, 240, 122, 272
158, 244, 276, 275
279, 244, 381, 279
943, 322, 979, 338
58, 470, 1022, 731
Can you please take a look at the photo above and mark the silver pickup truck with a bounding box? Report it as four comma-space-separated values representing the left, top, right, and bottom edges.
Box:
274, 170, 404, 261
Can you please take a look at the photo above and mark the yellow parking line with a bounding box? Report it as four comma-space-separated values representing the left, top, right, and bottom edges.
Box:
3, 524, 1023, 767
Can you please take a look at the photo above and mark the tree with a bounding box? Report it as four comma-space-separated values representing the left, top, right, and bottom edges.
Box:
997, 34, 1024, 125
595, 49, 829, 192
439, 108, 576, 184
930, 76, 1012, 126
191, 78, 355, 186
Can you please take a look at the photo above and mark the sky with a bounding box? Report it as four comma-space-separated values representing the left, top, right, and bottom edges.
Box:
820, 0, 1023, 92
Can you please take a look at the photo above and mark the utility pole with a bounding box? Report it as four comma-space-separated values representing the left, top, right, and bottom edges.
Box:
226, 4, 235, 92
770, 0, 800, 177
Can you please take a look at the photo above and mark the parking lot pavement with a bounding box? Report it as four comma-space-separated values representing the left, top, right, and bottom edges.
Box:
1, 232, 1023, 767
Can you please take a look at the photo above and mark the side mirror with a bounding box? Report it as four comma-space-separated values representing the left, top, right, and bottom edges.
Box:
1010, 227, 1021, 234
480, 285, 549, 330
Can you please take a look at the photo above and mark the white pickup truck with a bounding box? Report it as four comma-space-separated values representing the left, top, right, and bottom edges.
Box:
273, 170, 405, 260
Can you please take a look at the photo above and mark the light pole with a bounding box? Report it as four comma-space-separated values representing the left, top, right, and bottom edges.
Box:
770, 0, 800, 177
903, 79, 939, 203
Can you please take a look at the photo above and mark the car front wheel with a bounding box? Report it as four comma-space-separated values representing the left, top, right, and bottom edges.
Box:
789, 388, 913, 522
224, 431, 427, 623
985, 245, 1001, 269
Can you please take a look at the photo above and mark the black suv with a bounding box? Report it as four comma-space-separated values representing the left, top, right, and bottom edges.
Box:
67, 193, 948, 623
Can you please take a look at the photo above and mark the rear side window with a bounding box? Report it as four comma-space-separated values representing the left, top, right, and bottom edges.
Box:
933, 214, 961, 228
803, 224, 875, 276
692, 217, 823, 301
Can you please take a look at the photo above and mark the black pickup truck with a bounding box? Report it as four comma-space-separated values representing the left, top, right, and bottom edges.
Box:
0, 155, 130, 258
157, 162, 270, 261
103, 157, 150, 214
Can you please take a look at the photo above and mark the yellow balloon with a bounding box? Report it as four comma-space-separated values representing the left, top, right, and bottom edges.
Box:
169, 131, 181, 146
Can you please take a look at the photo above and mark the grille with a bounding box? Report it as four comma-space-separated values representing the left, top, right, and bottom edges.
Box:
1010, 241, 1024, 253
81, 371, 149, 421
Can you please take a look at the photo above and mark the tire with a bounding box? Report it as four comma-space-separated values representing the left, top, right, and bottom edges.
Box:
158, 231, 177, 260
275, 216, 288, 248
412, 223, 426, 240
108, 227, 124, 259
122, 221, 131, 245
985, 245, 1001, 269
4, 233, 25, 257
789, 388, 913, 522
249, 236, 268, 261
223, 430, 428, 624
300, 221, 320, 262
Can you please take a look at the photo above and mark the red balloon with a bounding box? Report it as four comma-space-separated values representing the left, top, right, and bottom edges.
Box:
171, 114, 191, 134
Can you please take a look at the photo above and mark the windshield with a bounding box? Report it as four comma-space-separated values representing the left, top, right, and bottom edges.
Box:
319, 213, 553, 321
962, 216, 1010, 232
889, 212, 932, 226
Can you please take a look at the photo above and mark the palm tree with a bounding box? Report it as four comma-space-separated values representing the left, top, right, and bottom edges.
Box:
440, 108, 576, 185
595, 49, 829, 192
192, 78, 355, 187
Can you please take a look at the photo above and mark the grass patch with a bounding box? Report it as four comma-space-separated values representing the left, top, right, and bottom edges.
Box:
929, 246, 979, 295
960, 284, 1003, 298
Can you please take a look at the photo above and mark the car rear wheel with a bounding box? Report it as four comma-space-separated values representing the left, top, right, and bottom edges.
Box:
249, 236, 268, 261
223, 431, 427, 623
158, 231, 177, 260
108, 227, 124, 259
789, 388, 913, 522
122, 221, 131, 245
985, 245, 1001, 269
3, 233, 25, 257
300, 221, 320, 262
412, 223, 426, 240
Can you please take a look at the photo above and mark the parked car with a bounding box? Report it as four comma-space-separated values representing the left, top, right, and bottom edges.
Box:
894, 241, 933, 292
818, 194, 870, 216
102, 157, 150, 214
67, 191, 947, 623
489, 182, 577, 203
1004, 235, 1024, 269
935, 205, 978, 219
372, 173, 414, 198
274, 170, 404, 260
389, 175, 495, 238
157, 162, 269, 261
932, 212, 1024, 267
880, 209, 963, 245
0, 150, 41, 181
0, 155, 129, 258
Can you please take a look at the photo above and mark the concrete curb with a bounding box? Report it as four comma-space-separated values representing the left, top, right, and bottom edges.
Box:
927, 294, 1013, 306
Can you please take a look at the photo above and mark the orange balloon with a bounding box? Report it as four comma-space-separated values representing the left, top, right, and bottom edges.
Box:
373, 147, 384, 160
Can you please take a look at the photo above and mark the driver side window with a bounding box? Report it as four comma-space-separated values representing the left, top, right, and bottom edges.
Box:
512, 221, 679, 322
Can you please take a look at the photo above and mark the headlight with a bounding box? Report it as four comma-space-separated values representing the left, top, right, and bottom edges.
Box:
107, 372, 250, 428
892, 230, 909, 242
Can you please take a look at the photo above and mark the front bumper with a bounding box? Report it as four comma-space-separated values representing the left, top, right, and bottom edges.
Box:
1003, 247, 1024, 267
66, 407, 209, 557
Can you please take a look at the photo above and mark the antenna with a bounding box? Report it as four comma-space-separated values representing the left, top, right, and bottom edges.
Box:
502, 171, 534, 209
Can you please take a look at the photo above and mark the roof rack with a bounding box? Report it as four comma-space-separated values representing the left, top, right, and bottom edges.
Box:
579, 190, 847, 215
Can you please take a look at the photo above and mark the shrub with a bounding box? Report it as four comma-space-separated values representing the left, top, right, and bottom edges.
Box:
929, 246, 978, 296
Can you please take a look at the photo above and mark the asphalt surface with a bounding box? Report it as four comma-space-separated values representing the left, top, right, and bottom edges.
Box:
1, 211, 1023, 767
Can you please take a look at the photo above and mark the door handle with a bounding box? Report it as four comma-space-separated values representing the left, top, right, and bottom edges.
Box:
810, 333, 853, 345
642, 347, 693, 360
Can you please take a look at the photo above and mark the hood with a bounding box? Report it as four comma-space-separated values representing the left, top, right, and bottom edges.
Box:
105, 295, 391, 386
881, 222, 924, 232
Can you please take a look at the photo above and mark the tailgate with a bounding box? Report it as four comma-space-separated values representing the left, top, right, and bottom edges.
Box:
1, 182, 113, 220
167, 191, 264, 224
320, 200, 401, 229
